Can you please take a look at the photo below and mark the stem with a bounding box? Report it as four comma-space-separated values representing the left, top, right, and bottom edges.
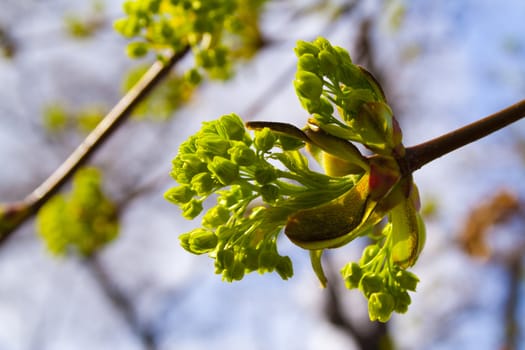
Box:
0, 47, 189, 242
404, 99, 525, 172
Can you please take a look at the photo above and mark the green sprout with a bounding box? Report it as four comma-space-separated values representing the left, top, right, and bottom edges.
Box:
165, 37, 426, 322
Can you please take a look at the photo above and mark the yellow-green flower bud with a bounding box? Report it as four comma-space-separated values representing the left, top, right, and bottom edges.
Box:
393, 290, 411, 314
219, 113, 246, 141
254, 166, 277, 185
191, 172, 215, 196
164, 185, 194, 205
208, 156, 239, 185
298, 53, 320, 74
359, 244, 380, 265
395, 270, 419, 292
368, 292, 395, 323
229, 144, 256, 166
196, 135, 231, 157
188, 228, 218, 254
294, 71, 323, 102
126, 42, 149, 58
341, 262, 362, 289
318, 50, 338, 75
202, 205, 230, 228
254, 128, 276, 152
260, 184, 279, 203
182, 199, 203, 219
359, 273, 384, 297
294, 40, 320, 57
275, 256, 293, 280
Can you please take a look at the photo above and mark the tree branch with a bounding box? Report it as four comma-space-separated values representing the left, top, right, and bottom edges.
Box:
404, 99, 525, 173
0, 47, 189, 243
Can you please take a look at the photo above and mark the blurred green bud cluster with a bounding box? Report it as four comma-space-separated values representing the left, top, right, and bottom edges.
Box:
166, 37, 427, 322
36, 167, 118, 257
42, 103, 104, 134
114, 0, 268, 81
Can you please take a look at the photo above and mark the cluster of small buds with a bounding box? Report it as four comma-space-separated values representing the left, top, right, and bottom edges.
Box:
36, 168, 119, 257
114, 0, 268, 81
167, 37, 426, 322
165, 113, 363, 281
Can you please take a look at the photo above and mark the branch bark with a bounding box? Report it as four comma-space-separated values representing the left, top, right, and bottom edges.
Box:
404, 99, 525, 173
0, 47, 189, 243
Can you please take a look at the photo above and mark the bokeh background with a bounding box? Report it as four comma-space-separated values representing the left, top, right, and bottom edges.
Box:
1, 0, 525, 349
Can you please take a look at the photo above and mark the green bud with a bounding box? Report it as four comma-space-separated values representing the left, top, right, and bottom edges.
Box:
219, 113, 246, 141
258, 248, 278, 271
229, 144, 256, 166
208, 157, 239, 185
260, 184, 279, 203
254, 166, 277, 185
275, 256, 293, 280
298, 54, 320, 74
215, 225, 234, 240
254, 128, 276, 152
359, 244, 380, 265
191, 172, 215, 196
188, 228, 218, 254
226, 260, 245, 281
185, 68, 202, 86
164, 185, 194, 205
318, 50, 338, 75
368, 292, 395, 323
278, 134, 304, 150
395, 270, 419, 292
216, 248, 234, 271
294, 40, 320, 57
340, 262, 362, 289
179, 232, 192, 252
334, 46, 352, 64
113, 17, 140, 38
294, 71, 323, 102
196, 135, 231, 157
182, 199, 203, 219
359, 273, 384, 297
202, 205, 230, 228
393, 290, 411, 314
243, 247, 260, 271
126, 42, 149, 58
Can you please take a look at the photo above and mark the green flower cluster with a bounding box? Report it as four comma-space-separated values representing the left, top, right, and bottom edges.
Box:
114, 0, 268, 80
167, 37, 426, 322
165, 114, 358, 281
294, 37, 403, 157
36, 167, 118, 257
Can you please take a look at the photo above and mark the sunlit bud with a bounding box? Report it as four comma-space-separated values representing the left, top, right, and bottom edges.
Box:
319, 50, 338, 75
202, 205, 230, 228
191, 172, 215, 196
294, 71, 323, 102
164, 185, 194, 205
229, 144, 256, 166
359, 244, 380, 265
359, 273, 384, 297
368, 292, 395, 322
182, 199, 203, 219
294, 40, 320, 57
219, 113, 246, 141
188, 228, 218, 254
196, 135, 231, 157
208, 156, 239, 185
395, 270, 419, 291
340, 262, 362, 289
390, 197, 425, 268
393, 290, 411, 314
298, 53, 320, 74
254, 127, 276, 152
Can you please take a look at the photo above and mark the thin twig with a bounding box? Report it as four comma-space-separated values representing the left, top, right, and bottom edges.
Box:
0, 47, 189, 243
404, 99, 525, 173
